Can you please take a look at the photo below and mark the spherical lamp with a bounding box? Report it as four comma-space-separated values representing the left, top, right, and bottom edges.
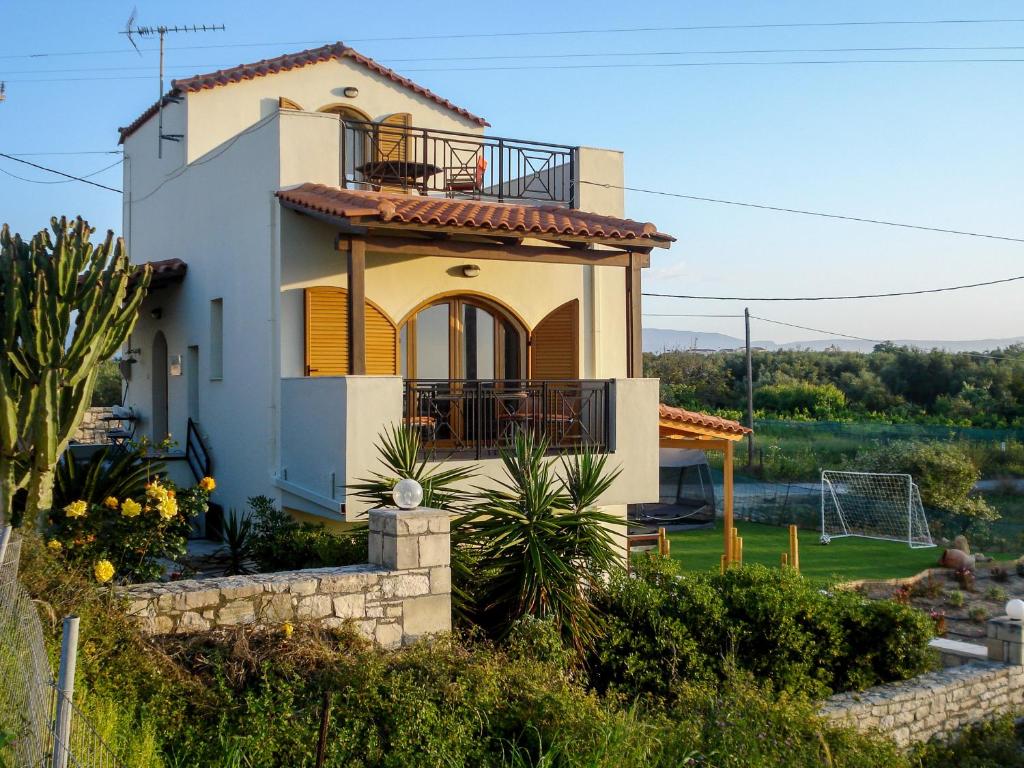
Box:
392, 478, 423, 510
1006, 598, 1024, 621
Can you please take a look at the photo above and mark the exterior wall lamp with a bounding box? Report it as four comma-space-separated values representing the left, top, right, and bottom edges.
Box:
461, 264, 480, 278
343, 87, 359, 98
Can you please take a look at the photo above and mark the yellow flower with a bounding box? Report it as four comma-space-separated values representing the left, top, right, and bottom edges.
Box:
146, 482, 168, 501
121, 498, 142, 518
94, 559, 115, 584
157, 496, 178, 520
47, 539, 63, 552
282, 622, 294, 639
199, 476, 216, 493
64, 500, 88, 518
103, 496, 119, 509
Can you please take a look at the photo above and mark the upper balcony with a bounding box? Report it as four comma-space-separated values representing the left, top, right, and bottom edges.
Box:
339, 118, 577, 207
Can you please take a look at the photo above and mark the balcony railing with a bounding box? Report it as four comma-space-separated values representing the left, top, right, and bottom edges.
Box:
403, 379, 614, 459
340, 120, 577, 207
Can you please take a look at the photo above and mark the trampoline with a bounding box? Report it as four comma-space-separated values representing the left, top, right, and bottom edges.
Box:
629, 448, 717, 528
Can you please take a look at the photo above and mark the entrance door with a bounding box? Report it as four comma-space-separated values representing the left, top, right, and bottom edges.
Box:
152, 331, 169, 443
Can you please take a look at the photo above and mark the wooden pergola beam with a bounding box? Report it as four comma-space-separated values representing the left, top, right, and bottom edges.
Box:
335, 234, 650, 268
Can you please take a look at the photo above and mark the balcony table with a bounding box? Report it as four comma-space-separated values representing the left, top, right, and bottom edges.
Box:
356, 160, 441, 186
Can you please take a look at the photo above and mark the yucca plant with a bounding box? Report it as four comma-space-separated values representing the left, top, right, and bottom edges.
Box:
347, 424, 477, 512
219, 510, 255, 576
53, 443, 164, 511
456, 431, 624, 652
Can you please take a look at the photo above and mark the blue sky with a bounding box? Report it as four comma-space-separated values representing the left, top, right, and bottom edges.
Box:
1, 1, 1021, 344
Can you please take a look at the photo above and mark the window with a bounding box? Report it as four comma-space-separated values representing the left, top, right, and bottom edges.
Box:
209, 298, 223, 380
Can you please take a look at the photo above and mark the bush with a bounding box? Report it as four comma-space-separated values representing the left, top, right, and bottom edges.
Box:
591, 558, 933, 699
247, 495, 366, 572
914, 713, 1024, 767
756, 380, 847, 420
47, 444, 211, 583
91, 358, 124, 406
947, 589, 965, 608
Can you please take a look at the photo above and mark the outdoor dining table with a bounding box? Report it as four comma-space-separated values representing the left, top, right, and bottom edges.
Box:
356, 160, 441, 186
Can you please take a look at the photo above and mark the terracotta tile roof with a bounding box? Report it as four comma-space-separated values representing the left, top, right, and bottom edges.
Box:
659, 403, 752, 438
132, 258, 187, 290
276, 184, 675, 245
118, 42, 488, 143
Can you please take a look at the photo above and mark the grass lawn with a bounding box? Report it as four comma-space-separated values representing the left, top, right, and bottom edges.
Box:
665, 522, 944, 583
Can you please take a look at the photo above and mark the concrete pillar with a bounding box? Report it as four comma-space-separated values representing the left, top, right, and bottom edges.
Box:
986, 616, 1024, 665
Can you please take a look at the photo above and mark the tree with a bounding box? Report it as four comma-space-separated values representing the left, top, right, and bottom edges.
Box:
0, 217, 149, 525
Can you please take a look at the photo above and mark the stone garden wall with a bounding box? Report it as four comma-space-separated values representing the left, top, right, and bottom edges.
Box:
72, 406, 112, 444
119, 507, 451, 649
821, 617, 1024, 747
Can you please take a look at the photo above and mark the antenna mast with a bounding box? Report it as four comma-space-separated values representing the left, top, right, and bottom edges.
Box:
121, 11, 225, 158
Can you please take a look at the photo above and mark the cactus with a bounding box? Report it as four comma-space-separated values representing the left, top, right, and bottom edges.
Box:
0, 216, 150, 525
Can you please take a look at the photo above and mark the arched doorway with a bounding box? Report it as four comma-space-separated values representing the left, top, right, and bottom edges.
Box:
399, 294, 526, 381
151, 331, 169, 443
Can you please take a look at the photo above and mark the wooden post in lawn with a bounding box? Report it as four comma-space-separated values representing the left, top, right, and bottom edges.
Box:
788, 525, 800, 573
723, 440, 735, 566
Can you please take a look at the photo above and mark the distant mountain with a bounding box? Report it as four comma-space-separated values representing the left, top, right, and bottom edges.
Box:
644, 328, 1024, 355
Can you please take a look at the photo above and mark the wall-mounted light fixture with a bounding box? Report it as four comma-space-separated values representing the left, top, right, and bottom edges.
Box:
461, 264, 480, 278
150, 307, 162, 320
343, 86, 359, 98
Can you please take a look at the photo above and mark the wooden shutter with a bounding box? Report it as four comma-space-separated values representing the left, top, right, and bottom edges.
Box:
305, 287, 397, 376
279, 97, 304, 110
305, 287, 348, 376
376, 112, 411, 162
366, 302, 398, 375
530, 300, 579, 379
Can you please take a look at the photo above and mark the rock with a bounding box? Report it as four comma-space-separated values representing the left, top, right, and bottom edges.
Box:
939, 548, 976, 570
952, 535, 971, 554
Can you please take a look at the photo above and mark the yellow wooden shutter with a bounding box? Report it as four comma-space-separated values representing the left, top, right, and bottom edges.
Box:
279, 97, 304, 111
376, 112, 411, 162
305, 287, 348, 376
366, 302, 398, 375
530, 300, 579, 379
305, 288, 397, 376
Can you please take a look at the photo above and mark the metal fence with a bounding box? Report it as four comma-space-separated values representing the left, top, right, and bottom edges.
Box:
0, 527, 123, 768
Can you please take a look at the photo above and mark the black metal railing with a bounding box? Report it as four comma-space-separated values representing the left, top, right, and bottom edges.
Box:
340, 120, 577, 207
185, 417, 212, 482
403, 379, 613, 459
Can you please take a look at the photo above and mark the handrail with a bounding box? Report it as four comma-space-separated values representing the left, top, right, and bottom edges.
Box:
185, 417, 212, 482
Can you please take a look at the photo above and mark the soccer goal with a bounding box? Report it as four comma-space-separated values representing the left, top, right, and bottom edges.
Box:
820, 471, 934, 548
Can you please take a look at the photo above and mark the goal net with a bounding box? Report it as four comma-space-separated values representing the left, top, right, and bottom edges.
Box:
820, 471, 934, 548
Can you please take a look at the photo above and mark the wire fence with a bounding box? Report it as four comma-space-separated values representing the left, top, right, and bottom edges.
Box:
0, 529, 123, 768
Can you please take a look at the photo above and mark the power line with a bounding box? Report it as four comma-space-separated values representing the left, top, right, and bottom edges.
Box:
580, 180, 1024, 245
643, 274, 1024, 302
5, 150, 121, 157
3, 18, 1024, 60
0, 157, 122, 185
643, 313, 745, 318
0, 153, 121, 193
7, 44, 1024, 74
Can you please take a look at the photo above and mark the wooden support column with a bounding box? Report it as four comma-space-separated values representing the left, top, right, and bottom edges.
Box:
347, 237, 367, 375
626, 251, 643, 377
723, 439, 735, 565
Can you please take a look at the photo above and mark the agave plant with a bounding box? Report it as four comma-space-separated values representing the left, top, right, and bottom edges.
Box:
347, 424, 477, 512
53, 443, 165, 511
456, 431, 624, 652
219, 510, 255, 576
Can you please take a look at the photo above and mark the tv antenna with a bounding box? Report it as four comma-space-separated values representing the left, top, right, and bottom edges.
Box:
121, 8, 225, 158
0, 82, 6, 103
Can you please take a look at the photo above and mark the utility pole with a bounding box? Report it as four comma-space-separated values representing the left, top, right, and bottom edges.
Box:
745, 307, 754, 467
121, 11, 225, 158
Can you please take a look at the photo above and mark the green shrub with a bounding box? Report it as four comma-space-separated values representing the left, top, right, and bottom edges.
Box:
591, 559, 932, 699
247, 495, 366, 572
947, 589, 965, 608
914, 713, 1024, 767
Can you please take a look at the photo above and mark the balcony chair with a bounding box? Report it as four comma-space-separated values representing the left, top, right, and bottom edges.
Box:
445, 153, 488, 199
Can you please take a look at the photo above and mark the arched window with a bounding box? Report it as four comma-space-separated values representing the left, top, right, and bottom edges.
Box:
319, 105, 374, 189
399, 294, 526, 381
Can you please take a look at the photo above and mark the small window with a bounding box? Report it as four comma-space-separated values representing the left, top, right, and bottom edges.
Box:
209, 298, 223, 380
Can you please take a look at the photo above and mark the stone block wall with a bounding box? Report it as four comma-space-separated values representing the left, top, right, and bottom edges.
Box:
821, 660, 1024, 747
72, 406, 113, 444
119, 507, 451, 649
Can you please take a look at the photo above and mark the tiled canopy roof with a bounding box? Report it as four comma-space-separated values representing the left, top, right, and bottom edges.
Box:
118, 42, 488, 143
276, 184, 674, 246
659, 403, 752, 438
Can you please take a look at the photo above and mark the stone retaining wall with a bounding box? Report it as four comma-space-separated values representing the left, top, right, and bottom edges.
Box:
821, 661, 1024, 747
119, 507, 451, 649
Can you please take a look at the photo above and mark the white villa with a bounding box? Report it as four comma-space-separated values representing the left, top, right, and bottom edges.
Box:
117, 42, 682, 530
